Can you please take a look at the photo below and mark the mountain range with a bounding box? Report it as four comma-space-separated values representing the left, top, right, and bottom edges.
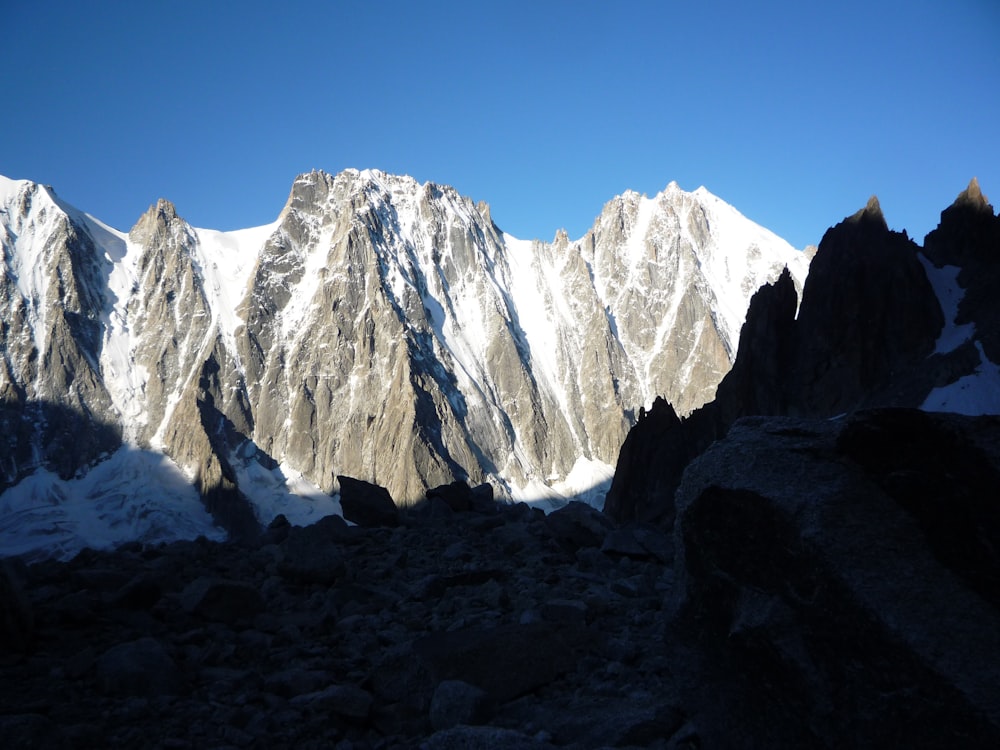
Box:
3, 172, 999, 747
0, 170, 807, 560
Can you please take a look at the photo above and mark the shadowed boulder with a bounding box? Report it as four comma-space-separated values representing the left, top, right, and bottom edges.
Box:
338, 475, 399, 527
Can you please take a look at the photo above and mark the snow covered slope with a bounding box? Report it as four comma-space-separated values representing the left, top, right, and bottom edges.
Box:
920, 259, 1000, 414
1, 169, 810, 559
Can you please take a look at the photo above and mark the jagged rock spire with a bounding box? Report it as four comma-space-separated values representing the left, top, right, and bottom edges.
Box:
847, 195, 888, 230
129, 197, 183, 245
953, 177, 992, 213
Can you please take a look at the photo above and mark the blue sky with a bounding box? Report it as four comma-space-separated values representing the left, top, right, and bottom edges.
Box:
3, 0, 998, 249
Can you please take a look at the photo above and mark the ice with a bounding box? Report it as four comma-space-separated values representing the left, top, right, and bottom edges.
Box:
0, 448, 225, 562
509, 457, 615, 513
503, 234, 566, 408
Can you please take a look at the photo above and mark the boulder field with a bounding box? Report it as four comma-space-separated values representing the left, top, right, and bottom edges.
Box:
3, 408, 999, 748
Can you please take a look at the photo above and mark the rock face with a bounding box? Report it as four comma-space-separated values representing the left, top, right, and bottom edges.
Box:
230, 171, 804, 505
0, 180, 121, 484
606, 184, 1000, 523
0, 170, 807, 558
668, 410, 1000, 747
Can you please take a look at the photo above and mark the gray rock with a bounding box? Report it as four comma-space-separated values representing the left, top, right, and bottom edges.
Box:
427, 481, 474, 512
411, 621, 595, 704
290, 683, 373, 720
338, 475, 399, 527
668, 411, 1000, 747
544, 502, 614, 551
278, 521, 348, 584
0, 714, 66, 750
264, 668, 331, 698
599, 527, 649, 559
95, 637, 182, 696
0, 562, 33, 653
540, 598, 588, 624
181, 577, 264, 624
429, 680, 492, 730
469, 483, 496, 513
111, 573, 163, 610
422, 725, 556, 750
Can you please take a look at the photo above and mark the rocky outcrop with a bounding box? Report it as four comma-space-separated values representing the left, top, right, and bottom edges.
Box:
337, 475, 399, 528
606, 187, 997, 524
789, 196, 943, 414
0, 561, 33, 653
233, 170, 805, 504
667, 410, 1000, 747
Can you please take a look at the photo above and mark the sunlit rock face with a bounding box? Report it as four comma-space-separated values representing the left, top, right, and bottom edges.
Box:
0, 169, 806, 556
234, 171, 805, 504
0, 180, 120, 485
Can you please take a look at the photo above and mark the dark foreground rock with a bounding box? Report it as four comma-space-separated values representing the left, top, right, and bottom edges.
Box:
668, 409, 1000, 748
4, 409, 998, 747
0, 499, 677, 749
337, 475, 400, 528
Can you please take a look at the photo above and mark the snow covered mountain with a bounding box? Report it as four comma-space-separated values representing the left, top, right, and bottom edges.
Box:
0, 170, 808, 559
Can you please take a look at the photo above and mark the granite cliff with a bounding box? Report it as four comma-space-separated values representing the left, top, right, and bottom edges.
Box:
0, 170, 806, 559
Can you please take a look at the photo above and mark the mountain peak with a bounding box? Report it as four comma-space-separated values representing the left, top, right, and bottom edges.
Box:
953, 177, 992, 213
153, 197, 178, 220
847, 195, 888, 230
476, 200, 494, 227
129, 197, 184, 244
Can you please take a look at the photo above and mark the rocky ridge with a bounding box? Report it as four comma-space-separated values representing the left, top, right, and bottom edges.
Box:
0, 170, 807, 559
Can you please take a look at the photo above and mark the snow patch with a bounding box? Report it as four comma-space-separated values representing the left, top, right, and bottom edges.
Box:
690, 185, 808, 349
231, 451, 342, 527
509, 456, 615, 513
922, 341, 1000, 415
0, 448, 225, 562
193, 220, 279, 351
919, 257, 975, 355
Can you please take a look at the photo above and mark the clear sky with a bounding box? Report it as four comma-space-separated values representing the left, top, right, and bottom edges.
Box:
3, 0, 998, 249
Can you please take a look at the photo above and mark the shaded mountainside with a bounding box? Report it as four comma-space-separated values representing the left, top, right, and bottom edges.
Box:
605, 180, 1000, 524
0, 170, 806, 559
